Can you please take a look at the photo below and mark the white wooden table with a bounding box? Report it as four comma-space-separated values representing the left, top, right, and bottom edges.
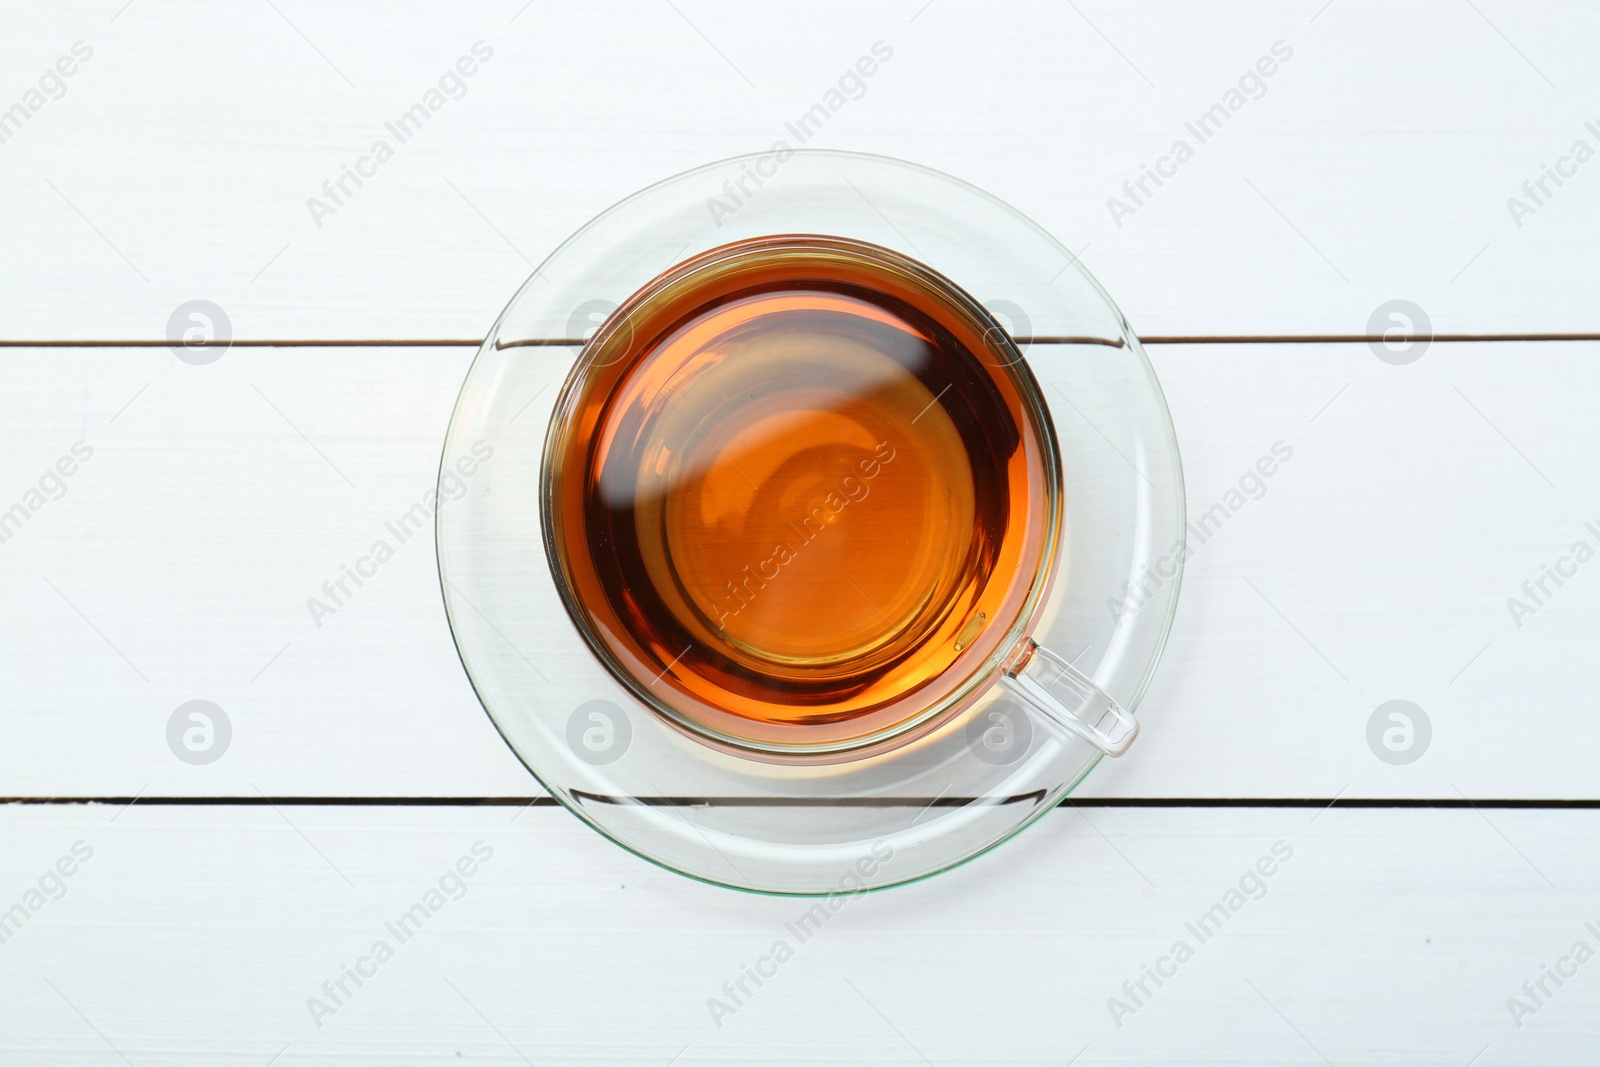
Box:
4, 1, 1599, 1062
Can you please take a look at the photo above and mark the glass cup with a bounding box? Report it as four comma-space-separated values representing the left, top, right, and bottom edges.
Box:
544, 233, 1138, 762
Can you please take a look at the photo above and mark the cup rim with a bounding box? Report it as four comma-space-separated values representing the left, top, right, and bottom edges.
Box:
540, 233, 1066, 762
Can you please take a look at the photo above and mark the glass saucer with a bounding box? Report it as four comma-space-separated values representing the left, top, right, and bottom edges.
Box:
436, 150, 1185, 894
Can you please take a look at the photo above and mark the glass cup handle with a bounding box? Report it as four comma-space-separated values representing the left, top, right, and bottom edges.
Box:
999, 639, 1140, 756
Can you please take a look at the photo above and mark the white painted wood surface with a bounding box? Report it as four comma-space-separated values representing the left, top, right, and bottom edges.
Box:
1, 1, 1598, 340
0, 803, 1592, 1063
2, 341, 1594, 798
4, 2, 1599, 1062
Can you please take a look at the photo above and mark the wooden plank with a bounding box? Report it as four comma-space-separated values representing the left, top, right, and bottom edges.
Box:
0, 803, 1591, 1063
2, 2, 1598, 340
1, 341, 1594, 797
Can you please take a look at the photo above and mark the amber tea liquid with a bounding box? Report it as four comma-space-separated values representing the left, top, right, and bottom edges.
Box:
544, 236, 1060, 755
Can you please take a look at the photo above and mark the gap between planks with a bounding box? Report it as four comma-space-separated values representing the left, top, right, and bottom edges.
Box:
4, 333, 1600, 349
5, 796, 1600, 809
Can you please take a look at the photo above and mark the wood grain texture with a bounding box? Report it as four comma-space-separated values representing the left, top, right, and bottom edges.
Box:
0, 803, 1592, 1064
2, 341, 1594, 798
1, 1, 1598, 340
